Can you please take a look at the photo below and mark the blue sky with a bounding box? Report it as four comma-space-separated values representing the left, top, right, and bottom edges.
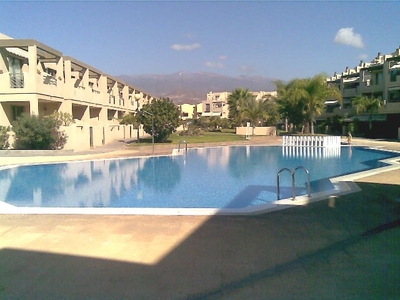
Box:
1, 1, 399, 81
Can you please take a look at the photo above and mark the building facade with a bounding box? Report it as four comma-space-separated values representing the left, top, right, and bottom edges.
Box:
201, 90, 277, 119
179, 103, 202, 120
320, 46, 400, 139
0, 34, 155, 150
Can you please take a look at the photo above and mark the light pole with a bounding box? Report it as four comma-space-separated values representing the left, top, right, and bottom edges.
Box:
134, 93, 142, 143
141, 110, 154, 156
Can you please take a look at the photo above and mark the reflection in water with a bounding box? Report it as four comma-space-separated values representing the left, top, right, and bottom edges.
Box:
282, 146, 341, 158
0, 146, 398, 209
0, 156, 181, 208
138, 156, 181, 193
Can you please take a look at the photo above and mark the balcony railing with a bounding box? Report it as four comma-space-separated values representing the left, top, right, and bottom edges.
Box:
10, 73, 24, 88
42, 74, 57, 86
109, 95, 116, 104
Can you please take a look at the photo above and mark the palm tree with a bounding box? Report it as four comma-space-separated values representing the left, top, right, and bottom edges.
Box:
275, 79, 308, 132
306, 74, 342, 134
351, 95, 381, 131
227, 88, 253, 126
241, 96, 266, 129
262, 94, 280, 126
284, 74, 342, 134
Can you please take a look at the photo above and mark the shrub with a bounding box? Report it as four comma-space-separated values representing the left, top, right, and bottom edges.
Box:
12, 113, 68, 150
0, 126, 9, 150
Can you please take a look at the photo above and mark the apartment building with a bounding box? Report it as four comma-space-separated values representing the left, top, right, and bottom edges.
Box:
321, 46, 400, 139
0, 33, 155, 150
201, 90, 277, 118
179, 103, 202, 120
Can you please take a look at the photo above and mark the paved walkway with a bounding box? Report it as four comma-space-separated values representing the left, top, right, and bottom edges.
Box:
0, 136, 400, 299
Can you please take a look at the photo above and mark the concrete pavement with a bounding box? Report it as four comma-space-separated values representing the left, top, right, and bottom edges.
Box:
0, 136, 400, 299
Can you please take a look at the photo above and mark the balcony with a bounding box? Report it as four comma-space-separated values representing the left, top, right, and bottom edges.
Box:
342, 87, 357, 98
9, 73, 24, 88
109, 95, 116, 105
42, 74, 57, 86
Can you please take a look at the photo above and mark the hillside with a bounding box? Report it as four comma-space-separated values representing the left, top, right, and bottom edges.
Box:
118, 72, 276, 104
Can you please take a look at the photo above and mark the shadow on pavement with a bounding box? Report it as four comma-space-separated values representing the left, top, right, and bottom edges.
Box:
1, 181, 400, 299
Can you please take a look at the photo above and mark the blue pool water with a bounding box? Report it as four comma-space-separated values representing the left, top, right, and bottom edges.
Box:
0, 146, 398, 210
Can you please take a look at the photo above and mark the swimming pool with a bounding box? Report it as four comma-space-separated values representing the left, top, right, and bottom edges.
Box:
0, 145, 399, 215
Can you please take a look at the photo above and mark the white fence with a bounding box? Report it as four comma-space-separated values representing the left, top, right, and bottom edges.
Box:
282, 145, 341, 158
282, 135, 341, 148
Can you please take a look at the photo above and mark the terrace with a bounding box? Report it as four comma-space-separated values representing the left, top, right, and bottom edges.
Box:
1, 136, 400, 299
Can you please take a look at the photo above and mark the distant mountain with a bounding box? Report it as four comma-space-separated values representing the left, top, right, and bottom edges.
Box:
117, 72, 276, 104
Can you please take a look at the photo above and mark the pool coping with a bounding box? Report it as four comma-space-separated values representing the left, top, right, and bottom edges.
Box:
1, 145, 400, 216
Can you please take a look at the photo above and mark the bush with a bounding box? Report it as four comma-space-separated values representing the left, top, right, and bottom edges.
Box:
179, 127, 204, 136
0, 126, 9, 150
12, 113, 68, 150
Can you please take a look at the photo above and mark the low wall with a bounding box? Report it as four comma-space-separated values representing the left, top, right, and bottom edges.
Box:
2, 123, 150, 152
236, 126, 276, 136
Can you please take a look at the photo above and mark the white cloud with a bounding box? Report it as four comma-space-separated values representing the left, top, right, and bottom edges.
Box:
334, 28, 364, 48
170, 43, 201, 51
358, 53, 368, 61
205, 61, 224, 68
219, 55, 227, 60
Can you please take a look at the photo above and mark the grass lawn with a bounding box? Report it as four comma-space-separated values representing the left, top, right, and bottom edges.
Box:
127, 130, 246, 147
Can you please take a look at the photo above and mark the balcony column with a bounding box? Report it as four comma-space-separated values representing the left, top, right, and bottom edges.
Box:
99, 107, 108, 123
56, 56, 63, 85
98, 75, 107, 105
27, 45, 38, 91
64, 60, 73, 99
29, 97, 39, 115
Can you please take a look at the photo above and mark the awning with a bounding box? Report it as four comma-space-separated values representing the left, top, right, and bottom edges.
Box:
324, 100, 339, 105
201, 112, 222, 117
6, 47, 29, 59
343, 77, 359, 83
388, 86, 400, 91
344, 114, 387, 122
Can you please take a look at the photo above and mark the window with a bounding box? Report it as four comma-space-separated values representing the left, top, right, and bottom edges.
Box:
390, 69, 399, 82
8, 57, 24, 88
375, 72, 383, 85
11, 105, 24, 121
388, 90, 400, 102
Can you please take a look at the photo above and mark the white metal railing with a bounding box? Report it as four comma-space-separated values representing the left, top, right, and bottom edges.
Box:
10, 73, 24, 88
282, 135, 341, 148
42, 74, 57, 86
276, 166, 311, 200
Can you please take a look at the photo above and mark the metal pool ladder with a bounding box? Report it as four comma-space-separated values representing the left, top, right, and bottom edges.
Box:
276, 166, 311, 200
178, 140, 187, 153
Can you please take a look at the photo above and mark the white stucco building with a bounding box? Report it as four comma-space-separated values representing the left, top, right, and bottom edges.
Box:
0, 33, 155, 150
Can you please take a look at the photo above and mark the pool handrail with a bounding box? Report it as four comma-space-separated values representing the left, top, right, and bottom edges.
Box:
276, 166, 311, 200
178, 140, 187, 152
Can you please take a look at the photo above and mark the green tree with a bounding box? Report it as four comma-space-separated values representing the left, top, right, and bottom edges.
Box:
351, 95, 381, 131
49, 111, 75, 126
0, 126, 10, 149
227, 88, 253, 126
12, 113, 68, 150
302, 74, 342, 134
119, 113, 140, 127
275, 79, 307, 131
138, 98, 181, 143
241, 96, 265, 128
275, 74, 341, 134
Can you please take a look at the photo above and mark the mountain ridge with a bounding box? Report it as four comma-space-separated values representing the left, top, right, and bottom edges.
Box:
117, 72, 276, 104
